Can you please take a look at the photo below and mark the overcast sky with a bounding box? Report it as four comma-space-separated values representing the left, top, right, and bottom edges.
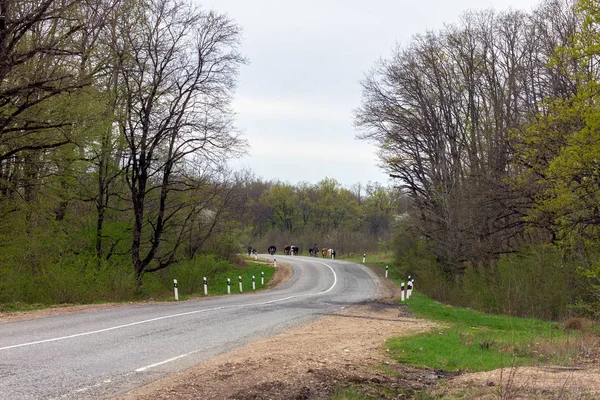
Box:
199, 0, 544, 188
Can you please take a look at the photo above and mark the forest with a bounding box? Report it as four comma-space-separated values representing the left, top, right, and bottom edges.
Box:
3, 0, 600, 323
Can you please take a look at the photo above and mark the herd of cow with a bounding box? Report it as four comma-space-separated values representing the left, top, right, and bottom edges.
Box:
264, 245, 336, 258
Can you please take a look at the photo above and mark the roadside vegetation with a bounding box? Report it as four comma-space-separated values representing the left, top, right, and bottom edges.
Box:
0, 255, 274, 312
331, 273, 600, 399
388, 292, 596, 372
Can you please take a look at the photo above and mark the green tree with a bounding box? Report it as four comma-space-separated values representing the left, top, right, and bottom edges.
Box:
516, 0, 600, 243
259, 183, 298, 232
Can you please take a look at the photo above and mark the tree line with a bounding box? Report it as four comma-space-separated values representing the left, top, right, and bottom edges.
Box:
356, 0, 600, 320
233, 178, 407, 256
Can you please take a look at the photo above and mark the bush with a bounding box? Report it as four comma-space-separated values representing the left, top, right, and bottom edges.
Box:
0, 253, 137, 306
396, 242, 589, 321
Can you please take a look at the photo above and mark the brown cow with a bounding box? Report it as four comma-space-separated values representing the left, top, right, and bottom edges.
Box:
321, 248, 328, 258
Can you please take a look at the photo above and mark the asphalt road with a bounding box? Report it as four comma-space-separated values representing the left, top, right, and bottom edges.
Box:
0, 256, 382, 399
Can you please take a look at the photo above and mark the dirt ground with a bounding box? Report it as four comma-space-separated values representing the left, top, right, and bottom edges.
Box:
3, 263, 600, 399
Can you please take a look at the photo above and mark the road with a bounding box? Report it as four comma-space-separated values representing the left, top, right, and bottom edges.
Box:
0, 256, 382, 399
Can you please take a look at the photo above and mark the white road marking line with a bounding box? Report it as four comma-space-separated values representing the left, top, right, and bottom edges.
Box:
135, 349, 202, 372
67, 376, 120, 397
134, 260, 337, 372
1, 261, 337, 352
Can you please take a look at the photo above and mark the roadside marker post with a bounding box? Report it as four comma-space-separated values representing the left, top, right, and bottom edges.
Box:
239, 276, 243, 293
227, 278, 231, 294
252, 276, 256, 290
173, 279, 179, 301
274, 258, 277, 268
261, 271, 265, 285
385, 266, 388, 278
362, 254, 366, 263
203, 277, 208, 296
401, 282, 405, 302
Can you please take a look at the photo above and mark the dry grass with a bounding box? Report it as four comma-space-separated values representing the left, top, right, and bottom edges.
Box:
563, 318, 593, 331
530, 333, 600, 366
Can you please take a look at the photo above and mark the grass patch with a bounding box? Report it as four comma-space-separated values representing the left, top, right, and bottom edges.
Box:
387, 291, 590, 372
0, 302, 51, 313
208, 261, 275, 296
339, 252, 394, 266
146, 257, 276, 300
330, 383, 437, 400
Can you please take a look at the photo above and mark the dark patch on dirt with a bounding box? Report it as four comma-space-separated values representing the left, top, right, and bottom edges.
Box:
224, 364, 460, 400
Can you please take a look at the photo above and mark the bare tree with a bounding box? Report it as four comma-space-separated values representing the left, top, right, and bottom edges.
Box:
114, 0, 246, 282
355, 1, 580, 273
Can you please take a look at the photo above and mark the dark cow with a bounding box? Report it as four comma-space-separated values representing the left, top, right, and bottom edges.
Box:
284, 245, 291, 255
290, 245, 299, 255
268, 245, 277, 255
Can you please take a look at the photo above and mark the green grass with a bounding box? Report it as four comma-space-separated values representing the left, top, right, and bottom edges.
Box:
330, 383, 436, 400
210, 262, 275, 296
161, 258, 275, 300
330, 387, 363, 400
339, 251, 394, 265
407, 290, 552, 331
387, 291, 583, 372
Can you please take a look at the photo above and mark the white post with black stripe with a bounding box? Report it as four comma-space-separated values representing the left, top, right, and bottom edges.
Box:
274, 258, 277, 268
227, 278, 231, 294
203, 277, 208, 296
261, 271, 265, 285
385, 266, 389, 278
238, 276, 243, 293
401, 281, 405, 302
173, 279, 179, 301
362, 253, 366, 263
252, 275, 256, 290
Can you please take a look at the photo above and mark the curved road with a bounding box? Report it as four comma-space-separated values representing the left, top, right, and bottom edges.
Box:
0, 256, 382, 399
